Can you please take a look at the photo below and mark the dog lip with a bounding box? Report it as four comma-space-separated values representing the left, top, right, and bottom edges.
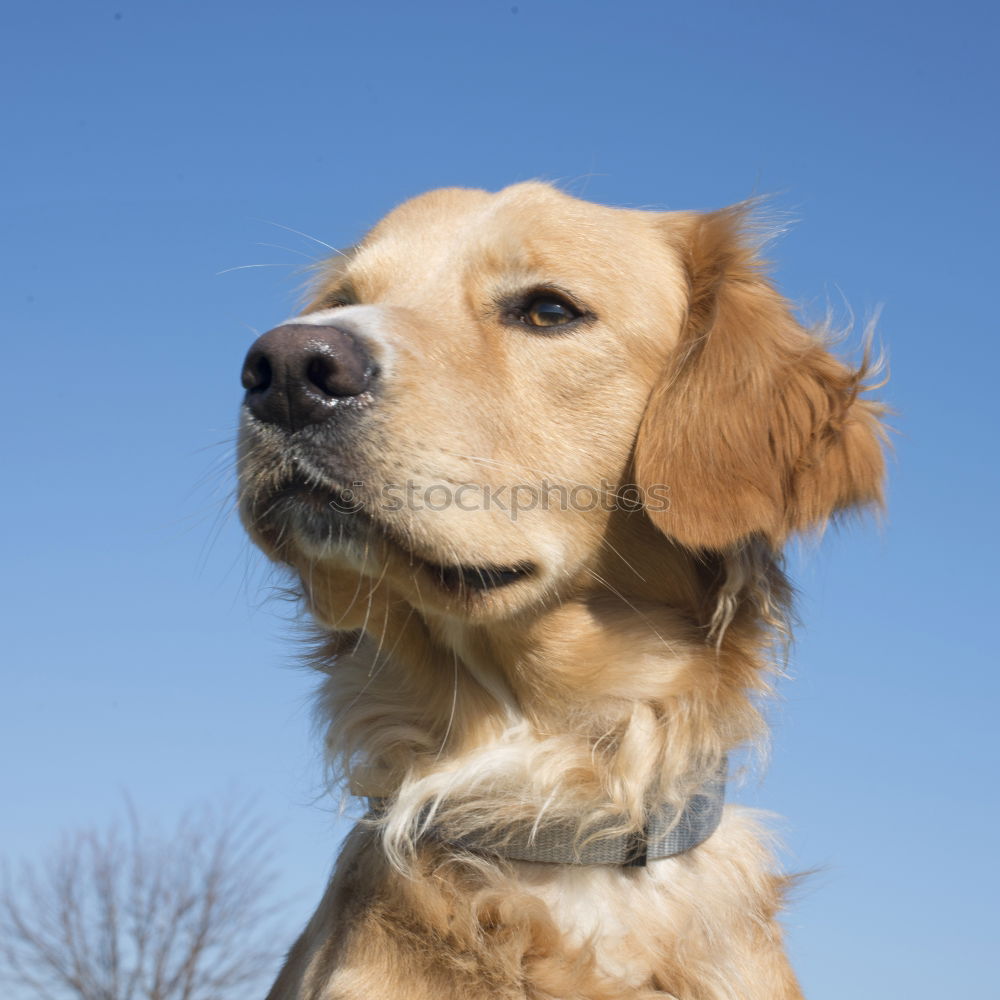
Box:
430, 561, 535, 592
269, 477, 364, 515
249, 473, 535, 594
246, 474, 371, 549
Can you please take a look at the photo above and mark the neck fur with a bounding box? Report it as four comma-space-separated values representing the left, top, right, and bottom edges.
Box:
309, 541, 787, 872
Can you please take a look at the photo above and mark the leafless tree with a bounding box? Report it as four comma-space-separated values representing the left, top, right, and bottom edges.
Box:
0, 800, 287, 1000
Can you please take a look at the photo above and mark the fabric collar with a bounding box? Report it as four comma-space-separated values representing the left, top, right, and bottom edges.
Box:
368, 763, 726, 868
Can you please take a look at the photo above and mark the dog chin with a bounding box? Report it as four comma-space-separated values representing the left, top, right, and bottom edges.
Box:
285, 502, 371, 561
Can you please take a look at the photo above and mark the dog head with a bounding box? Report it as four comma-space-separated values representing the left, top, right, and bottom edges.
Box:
238, 182, 884, 629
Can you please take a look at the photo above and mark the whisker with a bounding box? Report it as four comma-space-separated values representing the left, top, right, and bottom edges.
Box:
339, 604, 416, 719
255, 242, 323, 263
359, 558, 393, 672
195, 495, 240, 577
599, 536, 647, 583
215, 263, 290, 275
254, 219, 346, 256
436, 650, 460, 760
331, 530, 376, 630
585, 567, 680, 656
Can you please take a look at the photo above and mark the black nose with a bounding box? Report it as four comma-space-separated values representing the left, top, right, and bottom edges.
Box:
241, 323, 377, 429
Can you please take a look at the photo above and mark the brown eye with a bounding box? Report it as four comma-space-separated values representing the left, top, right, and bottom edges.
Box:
320, 282, 358, 310
523, 296, 579, 327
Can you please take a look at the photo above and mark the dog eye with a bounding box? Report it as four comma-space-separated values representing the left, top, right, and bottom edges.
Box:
318, 283, 358, 310
522, 296, 580, 328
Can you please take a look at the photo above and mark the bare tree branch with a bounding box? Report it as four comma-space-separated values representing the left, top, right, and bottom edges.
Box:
0, 799, 287, 1000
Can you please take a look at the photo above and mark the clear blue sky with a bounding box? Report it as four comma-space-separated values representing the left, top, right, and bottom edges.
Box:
2, 1, 997, 996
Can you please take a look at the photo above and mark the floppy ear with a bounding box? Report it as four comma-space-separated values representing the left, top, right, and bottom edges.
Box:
634, 207, 886, 552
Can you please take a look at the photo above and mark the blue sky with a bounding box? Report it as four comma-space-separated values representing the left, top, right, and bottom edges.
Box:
2, 1, 997, 995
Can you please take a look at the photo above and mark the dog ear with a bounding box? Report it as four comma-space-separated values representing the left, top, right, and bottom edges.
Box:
634, 207, 885, 552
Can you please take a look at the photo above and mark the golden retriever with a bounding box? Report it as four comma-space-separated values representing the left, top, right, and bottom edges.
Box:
237, 182, 886, 999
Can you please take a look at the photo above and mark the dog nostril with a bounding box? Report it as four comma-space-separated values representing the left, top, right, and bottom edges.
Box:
307, 357, 334, 395
242, 354, 272, 393
306, 353, 370, 398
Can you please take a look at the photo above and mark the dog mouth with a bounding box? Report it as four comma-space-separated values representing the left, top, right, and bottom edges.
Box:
249, 472, 535, 594
429, 561, 534, 593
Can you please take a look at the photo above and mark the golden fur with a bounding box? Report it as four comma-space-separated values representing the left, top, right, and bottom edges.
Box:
237, 182, 886, 999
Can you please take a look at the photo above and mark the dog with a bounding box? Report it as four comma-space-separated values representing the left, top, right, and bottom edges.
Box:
237, 182, 886, 999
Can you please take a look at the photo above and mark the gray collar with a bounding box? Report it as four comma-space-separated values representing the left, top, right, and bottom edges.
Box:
368, 764, 726, 868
